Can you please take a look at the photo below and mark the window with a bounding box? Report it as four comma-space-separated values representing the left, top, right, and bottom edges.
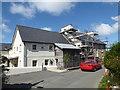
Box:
19, 44, 21, 52
32, 60, 37, 67
93, 60, 98, 64
56, 59, 58, 65
45, 59, 48, 65
41, 46, 44, 49
49, 45, 53, 51
17, 47, 18, 51
14, 47, 15, 54
32, 45, 37, 50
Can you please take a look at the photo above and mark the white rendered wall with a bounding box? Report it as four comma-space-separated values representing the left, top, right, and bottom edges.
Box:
25, 43, 56, 67
9, 28, 25, 67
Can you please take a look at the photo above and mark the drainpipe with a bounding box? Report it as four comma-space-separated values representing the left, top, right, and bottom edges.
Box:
42, 63, 44, 71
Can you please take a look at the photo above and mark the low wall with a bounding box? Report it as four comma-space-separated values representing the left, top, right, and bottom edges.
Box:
6, 67, 42, 75
6, 66, 57, 75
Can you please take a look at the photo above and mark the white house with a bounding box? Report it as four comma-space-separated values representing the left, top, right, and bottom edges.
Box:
0, 43, 11, 58
8, 25, 80, 69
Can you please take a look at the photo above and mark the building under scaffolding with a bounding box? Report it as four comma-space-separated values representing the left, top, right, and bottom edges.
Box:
60, 24, 107, 60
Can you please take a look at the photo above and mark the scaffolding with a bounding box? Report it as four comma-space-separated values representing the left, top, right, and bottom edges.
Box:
60, 24, 107, 59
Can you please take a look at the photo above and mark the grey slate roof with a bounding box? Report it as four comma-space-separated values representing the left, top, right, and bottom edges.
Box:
17, 25, 69, 44
0, 43, 11, 51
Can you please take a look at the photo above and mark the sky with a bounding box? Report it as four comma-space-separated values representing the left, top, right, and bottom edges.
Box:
0, 1, 119, 47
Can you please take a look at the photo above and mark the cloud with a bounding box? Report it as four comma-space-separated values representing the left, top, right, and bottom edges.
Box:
92, 16, 119, 36
2, 18, 10, 23
10, 2, 76, 18
0, 23, 11, 33
10, 3, 35, 18
0, 34, 5, 40
41, 27, 52, 31
31, 2, 75, 16
111, 16, 120, 21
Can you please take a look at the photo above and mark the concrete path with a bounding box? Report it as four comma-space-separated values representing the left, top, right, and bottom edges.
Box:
4, 68, 104, 88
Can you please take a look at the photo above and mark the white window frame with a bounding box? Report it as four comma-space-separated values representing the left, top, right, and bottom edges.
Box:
32, 60, 38, 67
45, 59, 49, 66
32, 44, 37, 50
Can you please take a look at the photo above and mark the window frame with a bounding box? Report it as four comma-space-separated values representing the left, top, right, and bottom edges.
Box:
32, 45, 37, 50
45, 59, 49, 66
49, 45, 53, 51
32, 60, 37, 67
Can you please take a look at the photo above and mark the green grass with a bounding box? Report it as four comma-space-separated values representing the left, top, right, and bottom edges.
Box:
98, 75, 109, 88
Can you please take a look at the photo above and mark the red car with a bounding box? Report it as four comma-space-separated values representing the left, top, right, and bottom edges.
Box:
80, 59, 102, 71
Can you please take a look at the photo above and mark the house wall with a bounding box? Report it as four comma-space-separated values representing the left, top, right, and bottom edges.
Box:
1, 51, 9, 58
55, 47, 63, 62
25, 43, 56, 67
9, 28, 25, 67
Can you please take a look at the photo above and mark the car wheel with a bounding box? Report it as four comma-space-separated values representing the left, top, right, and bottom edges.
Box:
93, 67, 96, 72
99, 65, 102, 69
81, 69, 84, 71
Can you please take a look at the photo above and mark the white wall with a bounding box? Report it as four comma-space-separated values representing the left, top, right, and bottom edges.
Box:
25, 43, 56, 67
6, 66, 57, 75
6, 67, 42, 75
9, 28, 25, 67
61, 24, 73, 32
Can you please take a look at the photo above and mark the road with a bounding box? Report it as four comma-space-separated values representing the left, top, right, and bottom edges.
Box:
4, 68, 104, 88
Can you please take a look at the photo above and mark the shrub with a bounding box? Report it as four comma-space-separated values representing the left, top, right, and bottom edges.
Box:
103, 42, 120, 86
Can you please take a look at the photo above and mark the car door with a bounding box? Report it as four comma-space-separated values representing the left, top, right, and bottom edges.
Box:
93, 60, 99, 69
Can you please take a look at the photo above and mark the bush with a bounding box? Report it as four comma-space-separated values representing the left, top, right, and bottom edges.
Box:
103, 42, 120, 86
98, 75, 110, 88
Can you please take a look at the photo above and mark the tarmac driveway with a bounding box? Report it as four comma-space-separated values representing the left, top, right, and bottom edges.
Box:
3, 68, 104, 88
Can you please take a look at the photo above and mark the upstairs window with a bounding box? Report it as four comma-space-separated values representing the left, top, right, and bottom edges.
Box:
49, 45, 53, 51
19, 44, 21, 52
17, 47, 18, 51
32, 45, 37, 50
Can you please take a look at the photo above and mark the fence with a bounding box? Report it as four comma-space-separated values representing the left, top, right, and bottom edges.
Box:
57, 61, 82, 69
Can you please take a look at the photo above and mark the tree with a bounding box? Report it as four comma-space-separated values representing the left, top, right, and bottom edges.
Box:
103, 42, 120, 86
1, 56, 8, 63
1, 56, 9, 84
63, 53, 71, 62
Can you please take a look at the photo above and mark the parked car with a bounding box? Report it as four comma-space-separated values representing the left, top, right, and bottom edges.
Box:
80, 59, 102, 71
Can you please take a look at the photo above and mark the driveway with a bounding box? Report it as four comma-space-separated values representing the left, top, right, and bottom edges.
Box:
3, 68, 104, 88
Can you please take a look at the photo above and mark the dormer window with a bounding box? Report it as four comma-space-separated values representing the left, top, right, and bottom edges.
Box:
41, 46, 44, 49
49, 45, 53, 51
32, 45, 37, 50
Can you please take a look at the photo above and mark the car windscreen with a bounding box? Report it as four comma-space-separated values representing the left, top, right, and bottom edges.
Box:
84, 60, 93, 63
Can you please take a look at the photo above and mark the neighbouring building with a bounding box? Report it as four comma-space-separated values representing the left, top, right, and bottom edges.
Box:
60, 24, 106, 60
0, 43, 11, 58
